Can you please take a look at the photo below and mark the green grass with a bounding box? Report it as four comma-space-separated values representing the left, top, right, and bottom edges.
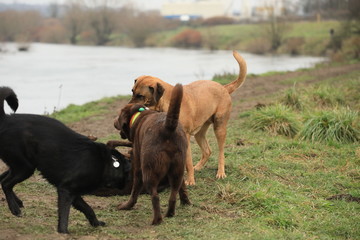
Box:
1, 63, 360, 239
50, 95, 129, 124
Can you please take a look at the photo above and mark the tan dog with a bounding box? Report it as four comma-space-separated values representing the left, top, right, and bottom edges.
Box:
114, 84, 190, 225
129, 51, 247, 185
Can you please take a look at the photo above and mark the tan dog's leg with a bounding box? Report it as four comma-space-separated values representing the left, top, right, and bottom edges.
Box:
185, 134, 195, 185
194, 122, 212, 171
213, 113, 230, 179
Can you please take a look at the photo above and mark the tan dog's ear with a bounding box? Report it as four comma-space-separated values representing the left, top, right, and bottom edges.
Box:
149, 83, 164, 105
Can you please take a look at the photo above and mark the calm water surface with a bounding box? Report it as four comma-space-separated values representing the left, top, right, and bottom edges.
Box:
0, 43, 325, 114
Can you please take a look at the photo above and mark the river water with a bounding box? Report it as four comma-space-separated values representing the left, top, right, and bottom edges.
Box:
0, 43, 325, 114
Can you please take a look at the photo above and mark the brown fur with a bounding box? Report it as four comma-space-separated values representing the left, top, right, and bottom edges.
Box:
114, 84, 190, 225
129, 51, 247, 185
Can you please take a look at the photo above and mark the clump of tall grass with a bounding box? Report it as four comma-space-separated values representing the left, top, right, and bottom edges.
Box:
307, 85, 345, 107
250, 104, 300, 138
280, 86, 303, 110
299, 108, 359, 144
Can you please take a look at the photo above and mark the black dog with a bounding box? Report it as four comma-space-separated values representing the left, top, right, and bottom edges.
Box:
0, 87, 130, 234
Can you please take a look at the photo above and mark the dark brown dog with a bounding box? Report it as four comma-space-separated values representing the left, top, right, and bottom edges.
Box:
113, 83, 190, 225
128, 51, 247, 185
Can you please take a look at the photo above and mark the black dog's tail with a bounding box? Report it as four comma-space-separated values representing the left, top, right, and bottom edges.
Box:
164, 84, 183, 132
0, 87, 19, 117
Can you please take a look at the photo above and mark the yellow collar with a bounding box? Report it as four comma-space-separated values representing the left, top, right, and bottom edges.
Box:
129, 112, 141, 128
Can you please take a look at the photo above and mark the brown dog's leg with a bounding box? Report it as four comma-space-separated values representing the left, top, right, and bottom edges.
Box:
150, 185, 162, 225
117, 169, 142, 210
165, 171, 183, 218
179, 180, 191, 205
194, 122, 212, 171
184, 134, 195, 185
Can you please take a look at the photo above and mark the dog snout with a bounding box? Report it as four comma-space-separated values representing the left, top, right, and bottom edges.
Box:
114, 116, 121, 130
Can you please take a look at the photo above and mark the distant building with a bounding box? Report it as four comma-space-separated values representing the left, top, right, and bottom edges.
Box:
252, 0, 286, 19
161, 0, 287, 21
161, 0, 227, 20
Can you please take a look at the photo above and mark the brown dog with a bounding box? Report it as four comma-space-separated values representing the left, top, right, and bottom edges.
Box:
128, 51, 247, 185
113, 83, 190, 225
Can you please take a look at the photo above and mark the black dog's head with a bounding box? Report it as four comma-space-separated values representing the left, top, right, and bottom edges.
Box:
102, 148, 131, 189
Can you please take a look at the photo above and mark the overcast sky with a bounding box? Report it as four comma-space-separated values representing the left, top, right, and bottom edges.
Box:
1, 0, 170, 10
0, 0, 268, 11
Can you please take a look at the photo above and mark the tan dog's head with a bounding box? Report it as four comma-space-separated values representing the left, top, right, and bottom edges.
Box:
114, 103, 146, 140
129, 75, 165, 108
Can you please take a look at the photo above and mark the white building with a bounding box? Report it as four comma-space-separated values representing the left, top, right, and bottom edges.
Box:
161, 0, 287, 21
161, 0, 227, 20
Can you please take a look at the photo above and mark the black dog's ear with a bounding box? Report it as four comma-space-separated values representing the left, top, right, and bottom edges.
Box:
149, 83, 164, 104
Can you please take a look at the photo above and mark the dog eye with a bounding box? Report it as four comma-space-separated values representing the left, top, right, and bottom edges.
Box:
136, 94, 144, 99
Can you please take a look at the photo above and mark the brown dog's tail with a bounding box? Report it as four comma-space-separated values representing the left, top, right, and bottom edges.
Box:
164, 83, 183, 132
224, 51, 247, 94
0, 86, 18, 117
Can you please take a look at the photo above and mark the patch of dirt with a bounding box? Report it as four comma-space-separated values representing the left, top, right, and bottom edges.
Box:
327, 194, 360, 203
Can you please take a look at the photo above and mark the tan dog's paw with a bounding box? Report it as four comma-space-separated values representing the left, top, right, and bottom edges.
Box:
216, 171, 227, 179
117, 202, 133, 210
185, 177, 196, 186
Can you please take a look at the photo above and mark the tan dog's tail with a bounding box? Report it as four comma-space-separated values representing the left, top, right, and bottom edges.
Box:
224, 51, 247, 94
165, 83, 183, 132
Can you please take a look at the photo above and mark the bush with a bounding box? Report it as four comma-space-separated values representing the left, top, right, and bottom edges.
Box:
342, 36, 360, 60
37, 19, 67, 43
246, 38, 271, 55
171, 29, 202, 48
201, 16, 234, 26
249, 104, 300, 138
299, 108, 359, 144
284, 37, 305, 55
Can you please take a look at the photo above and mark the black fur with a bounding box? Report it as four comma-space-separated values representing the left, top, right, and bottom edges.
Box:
0, 87, 130, 233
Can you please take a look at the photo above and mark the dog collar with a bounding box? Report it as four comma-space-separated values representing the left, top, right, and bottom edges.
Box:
112, 155, 120, 168
129, 107, 148, 128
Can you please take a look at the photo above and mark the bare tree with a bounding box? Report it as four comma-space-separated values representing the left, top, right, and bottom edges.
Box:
63, 0, 86, 44
120, 9, 166, 47
262, 1, 290, 51
48, 2, 61, 18
85, 0, 121, 45
0, 10, 41, 43
0, 11, 19, 42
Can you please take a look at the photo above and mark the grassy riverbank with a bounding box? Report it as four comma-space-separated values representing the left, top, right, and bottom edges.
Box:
149, 20, 342, 55
0, 61, 359, 239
